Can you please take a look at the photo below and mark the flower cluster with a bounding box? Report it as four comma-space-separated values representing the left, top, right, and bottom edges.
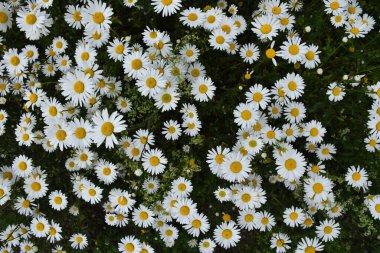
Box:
0, 0, 378, 253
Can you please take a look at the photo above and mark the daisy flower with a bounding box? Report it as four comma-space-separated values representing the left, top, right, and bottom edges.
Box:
327, 82, 345, 102
118, 236, 142, 253
323, 0, 347, 15
255, 211, 276, 232
270, 233, 291, 253
154, 87, 180, 111
222, 152, 251, 183
234, 186, 267, 210
49, 190, 68, 211
191, 77, 216, 102
109, 188, 136, 214
47, 221, 63, 243
303, 120, 326, 144
107, 37, 129, 61
136, 68, 166, 98
0, 3, 12, 32
172, 198, 197, 224
142, 177, 160, 194
123, 51, 150, 78
91, 109, 127, 149
304, 175, 333, 203
3, 48, 28, 75
203, 8, 223, 31
284, 101, 306, 123
278, 36, 307, 64
316, 143, 336, 161
30, 217, 50, 238
275, 149, 306, 181
280, 72, 305, 100
12, 155, 33, 178
234, 103, 259, 128
345, 166, 368, 190
245, 84, 270, 110
162, 120, 182, 140
23, 45, 39, 63
251, 15, 280, 41
70, 233, 88, 250
213, 221, 241, 249
59, 69, 94, 107
82, 0, 113, 32
316, 219, 341, 242
184, 213, 210, 237
278, 13, 295, 31
368, 196, 380, 220
69, 117, 93, 148
141, 148, 167, 175
94, 159, 118, 185
365, 134, 380, 152
44, 120, 72, 150
302, 44, 321, 69
237, 209, 256, 231
214, 187, 231, 202
171, 177, 193, 198
16, 7, 52, 40
295, 237, 324, 253
152, 0, 182, 17
283, 206, 305, 227
160, 224, 179, 244
199, 238, 216, 253
239, 43, 260, 64
180, 7, 204, 28
209, 29, 232, 51
24, 174, 48, 200
82, 183, 103, 204
132, 205, 155, 228
180, 44, 199, 63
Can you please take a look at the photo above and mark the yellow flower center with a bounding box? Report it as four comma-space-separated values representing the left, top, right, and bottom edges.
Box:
54, 196, 62, 204
118, 196, 128, 206
266, 48, 276, 59
230, 161, 242, 173
222, 229, 232, 239
0, 12, 8, 23
192, 219, 201, 228
149, 156, 160, 166
36, 222, 45, 231
241, 193, 251, 202
101, 122, 114, 136
288, 45, 299, 55
131, 59, 142, 70
17, 160, 28, 171
103, 167, 111, 175
313, 183, 323, 194
215, 36, 225, 44
55, 130, 67, 141
180, 206, 190, 216
305, 51, 315, 60
188, 13, 198, 21
199, 84, 208, 94
25, 14, 37, 25
285, 158, 297, 171
289, 212, 298, 220
260, 24, 272, 34
93, 12, 105, 24
10, 56, 20, 66
241, 110, 251, 120
139, 211, 148, 220
146, 77, 157, 88
330, 2, 339, 10
75, 127, 86, 139
310, 127, 319, 137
